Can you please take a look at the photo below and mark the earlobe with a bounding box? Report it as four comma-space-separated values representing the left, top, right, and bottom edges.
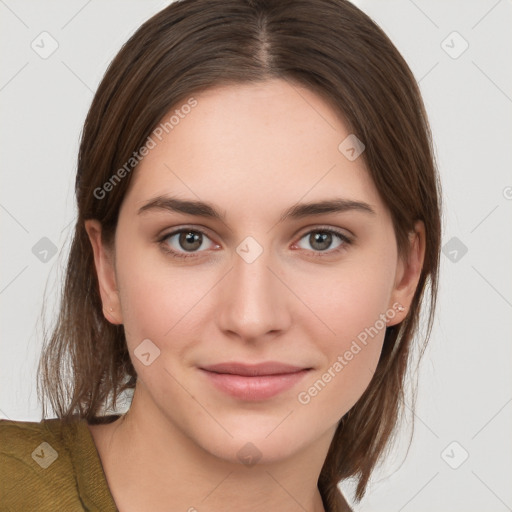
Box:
387, 220, 426, 326
84, 219, 123, 325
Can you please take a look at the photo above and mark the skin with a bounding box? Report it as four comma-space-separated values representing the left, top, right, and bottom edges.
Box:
85, 78, 425, 512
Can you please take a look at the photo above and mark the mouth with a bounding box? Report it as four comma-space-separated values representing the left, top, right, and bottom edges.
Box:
199, 362, 312, 401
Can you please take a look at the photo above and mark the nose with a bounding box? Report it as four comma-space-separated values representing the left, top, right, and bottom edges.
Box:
215, 240, 292, 343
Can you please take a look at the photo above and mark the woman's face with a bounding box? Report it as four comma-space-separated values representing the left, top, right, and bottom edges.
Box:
87, 78, 422, 464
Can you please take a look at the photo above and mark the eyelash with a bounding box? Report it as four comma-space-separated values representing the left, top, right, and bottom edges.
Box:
157, 226, 353, 260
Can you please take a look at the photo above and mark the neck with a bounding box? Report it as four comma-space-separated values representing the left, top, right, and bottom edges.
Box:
89, 384, 334, 512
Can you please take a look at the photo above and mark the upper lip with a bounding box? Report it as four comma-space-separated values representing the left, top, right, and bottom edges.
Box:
200, 362, 310, 376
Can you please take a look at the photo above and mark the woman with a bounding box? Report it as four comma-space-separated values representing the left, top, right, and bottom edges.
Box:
0, 0, 441, 510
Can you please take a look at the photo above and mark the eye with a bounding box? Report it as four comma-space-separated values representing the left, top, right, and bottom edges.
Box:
294, 227, 352, 256
159, 228, 218, 259
158, 226, 353, 260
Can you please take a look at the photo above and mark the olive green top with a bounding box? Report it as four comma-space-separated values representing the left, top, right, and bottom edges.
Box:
0, 415, 350, 512
0, 415, 119, 512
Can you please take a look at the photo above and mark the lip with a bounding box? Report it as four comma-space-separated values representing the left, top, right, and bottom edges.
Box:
199, 362, 312, 401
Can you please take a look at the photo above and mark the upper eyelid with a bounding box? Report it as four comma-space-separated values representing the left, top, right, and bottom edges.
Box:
159, 226, 218, 245
296, 224, 353, 240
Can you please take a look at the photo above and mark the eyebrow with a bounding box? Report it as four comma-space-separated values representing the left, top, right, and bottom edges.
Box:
137, 195, 376, 222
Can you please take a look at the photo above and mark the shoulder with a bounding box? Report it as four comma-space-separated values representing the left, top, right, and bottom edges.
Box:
0, 417, 89, 511
0, 417, 73, 471
0, 416, 76, 465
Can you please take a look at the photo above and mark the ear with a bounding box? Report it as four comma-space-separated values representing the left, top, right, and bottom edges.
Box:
387, 220, 426, 327
84, 219, 123, 325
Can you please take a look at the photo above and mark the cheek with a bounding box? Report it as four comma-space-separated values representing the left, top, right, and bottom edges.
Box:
115, 245, 214, 358
293, 254, 395, 414
303, 254, 395, 345
295, 281, 388, 422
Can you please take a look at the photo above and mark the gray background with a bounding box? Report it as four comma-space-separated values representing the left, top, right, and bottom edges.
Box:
1, 1, 511, 510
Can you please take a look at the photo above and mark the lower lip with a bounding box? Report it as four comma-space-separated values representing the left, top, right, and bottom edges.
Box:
200, 369, 311, 401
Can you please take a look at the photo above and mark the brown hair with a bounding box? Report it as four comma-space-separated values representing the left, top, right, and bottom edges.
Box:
37, 0, 442, 509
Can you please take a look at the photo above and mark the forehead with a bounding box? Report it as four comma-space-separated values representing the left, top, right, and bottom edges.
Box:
123, 79, 385, 219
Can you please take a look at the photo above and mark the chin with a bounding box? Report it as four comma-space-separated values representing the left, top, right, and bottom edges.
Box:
190, 419, 314, 467
215, 438, 301, 466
